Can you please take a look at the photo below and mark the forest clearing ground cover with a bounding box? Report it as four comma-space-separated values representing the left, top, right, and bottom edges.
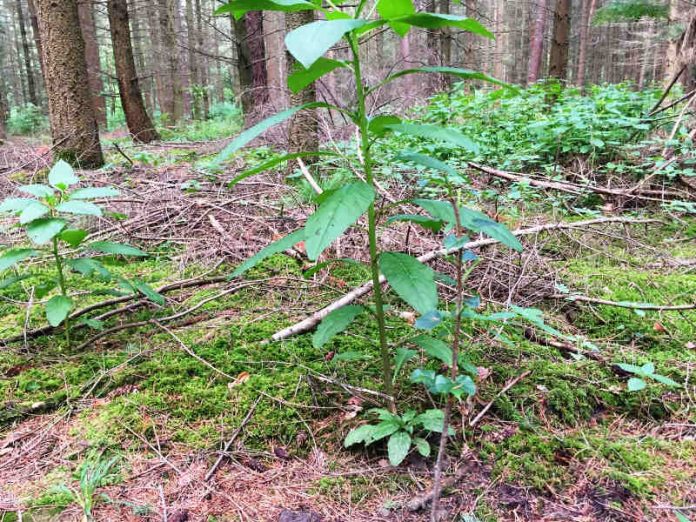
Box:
0, 126, 695, 521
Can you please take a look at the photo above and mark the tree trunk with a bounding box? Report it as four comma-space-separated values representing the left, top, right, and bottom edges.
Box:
35, 0, 103, 167
246, 11, 268, 107
286, 10, 317, 154
186, 0, 200, 120
77, 0, 107, 127
439, 0, 452, 87
527, 0, 548, 85
107, 0, 159, 143
0, 82, 8, 143
548, 0, 571, 80
493, 0, 505, 81
157, 0, 184, 123
195, 0, 210, 118
232, 14, 254, 114
15, 0, 38, 106
463, 0, 476, 70
576, 0, 595, 90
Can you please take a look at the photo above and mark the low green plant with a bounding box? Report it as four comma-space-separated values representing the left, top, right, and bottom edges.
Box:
616, 361, 680, 391
0, 160, 162, 342
51, 455, 119, 521
7, 103, 49, 135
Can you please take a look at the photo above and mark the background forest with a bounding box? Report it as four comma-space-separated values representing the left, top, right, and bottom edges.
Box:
0, 0, 695, 522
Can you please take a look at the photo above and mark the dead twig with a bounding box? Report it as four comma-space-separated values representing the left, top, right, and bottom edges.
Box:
551, 294, 696, 311
469, 371, 531, 427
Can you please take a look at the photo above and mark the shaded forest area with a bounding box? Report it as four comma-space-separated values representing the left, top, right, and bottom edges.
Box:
0, 0, 695, 521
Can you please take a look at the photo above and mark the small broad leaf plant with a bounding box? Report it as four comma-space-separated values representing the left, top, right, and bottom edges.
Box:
215, 0, 538, 468
0, 160, 163, 342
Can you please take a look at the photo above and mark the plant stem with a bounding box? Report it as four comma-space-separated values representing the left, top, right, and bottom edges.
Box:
52, 233, 70, 345
430, 195, 465, 521
349, 35, 395, 410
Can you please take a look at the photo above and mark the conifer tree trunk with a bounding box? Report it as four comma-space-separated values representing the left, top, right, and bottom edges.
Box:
107, 0, 159, 143
0, 83, 7, 143
195, 0, 209, 118
186, 0, 200, 120
576, 0, 595, 90
232, 14, 253, 114
246, 11, 268, 106
286, 10, 317, 154
157, 0, 184, 123
549, 0, 571, 80
15, 0, 38, 106
77, 0, 107, 127
527, 0, 548, 85
35, 0, 103, 167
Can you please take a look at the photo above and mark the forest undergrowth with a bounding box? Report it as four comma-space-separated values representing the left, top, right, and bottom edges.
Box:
0, 83, 695, 521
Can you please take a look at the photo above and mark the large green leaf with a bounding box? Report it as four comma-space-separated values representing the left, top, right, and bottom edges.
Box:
392, 13, 493, 38
56, 200, 103, 217
59, 229, 88, 248
458, 208, 523, 252
305, 182, 374, 261
88, 241, 148, 257
413, 335, 453, 367
415, 408, 446, 432
27, 219, 66, 244
231, 228, 306, 278
286, 19, 370, 69
387, 431, 411, 466
398, 152, 460, 180
19, 184, 55, 198
312, 305, 364, 348
344, 424, 377, 447
215, 103, 330, 164
393, 347, 417, 382
48, 160, 79, 189
0, 198, 36, 213
381, 67, 509, 90
377, 0, 415, 36
216, 0, 320, 19
134, 280, 166, 306
0, 248, 39, 272
46, 295, 73, 327
19, 202, 50, 224
379, 252, 437, 314
288, 58, 347, 93
67, 258, 111, 279
70, 186, 120, 200
386, 123, 478, 153
227, 151, 339, 188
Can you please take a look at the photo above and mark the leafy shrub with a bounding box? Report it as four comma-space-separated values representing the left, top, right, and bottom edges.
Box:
7, 104, 49, 135
159, 101, 242, 142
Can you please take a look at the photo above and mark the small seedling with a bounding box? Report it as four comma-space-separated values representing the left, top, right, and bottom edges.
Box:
616, 361, 680, 391
0, 160, 163, 342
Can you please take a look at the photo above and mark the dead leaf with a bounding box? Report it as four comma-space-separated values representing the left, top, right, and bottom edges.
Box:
228, 371, 250, 391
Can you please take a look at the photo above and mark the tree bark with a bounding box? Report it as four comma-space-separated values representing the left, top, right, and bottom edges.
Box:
77, 0, 107, 127
286, 10, 317, 154
186, 0, 201, 120
195, 0, 210, 118
527, 0, 548, 85
232, 14, 254, 114
15, 0, 39, 106
107, 0, 159, 143
246, 11, 268, 107
0, 82, 8, 143
576, 0, 596, 90
157, 0, 184, 123
549, 0, 571, 80
493, 0, 505, 81
35, 0, 103, 167
439, 0, 452, 87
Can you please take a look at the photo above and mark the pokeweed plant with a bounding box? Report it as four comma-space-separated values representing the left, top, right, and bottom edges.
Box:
0, 160, 162, 343
214, 0, 527, 504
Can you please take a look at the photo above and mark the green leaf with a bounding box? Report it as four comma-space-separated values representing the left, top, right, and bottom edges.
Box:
56, 200, 103, 217
0, 197, 36, 213
88, 241, 148, 257
46, 295, 73, 327
67, 258, 111, 279
640, 362, 655, 375
312, 305, 364, 348
305, 182, 374, 260
379, 252, 437, 314
387, 431, 411, 466
286, 19, 370, 69
0, 274, 31, 289
398, 152, 460, 180
134, 280, 166, 306
48, 160, 79, 189
415, 409, 446, 432
344, 424, 377, 447
391, 13, 493, 38
27, 219, 66, 244
393, 348, 417, 382
675, 512, 691, 522
288, 58, 347, 93
0, 248, 39, 272
19, 184, 55, 198
459, 208, 523, 251
367, 421, 401, 444
231, 229, 306, 278
413, 335, 453, 367
216, 0, 320, 19
19, 202, 50, 224
368, 115, 402, 137
627, 377, 646, 392
382, 67, 510, 90
59, 229, 88, 248
386, 123, 478, 153
227, 151, 338, 188
615, 362, 643, 375
385, 214, 443, 233
215, 103, 330, 164
377, 0, 415, 36
650, 373, 680, 387
413, 437, 430, 457
333, 351, 370, 362
70, 186, 120, 200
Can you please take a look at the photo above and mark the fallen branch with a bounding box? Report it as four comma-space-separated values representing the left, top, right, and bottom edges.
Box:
551, 294, 696, 311
468, 162, 687, 201
269, 217, 657, 343
469, 371, 531, 427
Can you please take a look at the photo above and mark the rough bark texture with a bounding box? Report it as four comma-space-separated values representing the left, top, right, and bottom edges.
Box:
157, 0, 184, 123
107, 0, 159, 143
195, 0, 210, 118
15, 0, 38, 106
0, 83, 7, 142
575, 0, 595, 90
246, 11, 268, 107
549, 0, 570, 79
666, 2, 696, 91
35, 0, 103, 167
527, 0, 548, 85
286, 10, 317, 155
77, 0, 107, 127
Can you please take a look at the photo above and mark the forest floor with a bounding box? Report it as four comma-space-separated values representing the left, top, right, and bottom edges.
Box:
0, 123, 695, 522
